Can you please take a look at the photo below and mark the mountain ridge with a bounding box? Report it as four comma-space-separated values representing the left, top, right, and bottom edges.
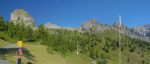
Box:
9, 9, 150, 42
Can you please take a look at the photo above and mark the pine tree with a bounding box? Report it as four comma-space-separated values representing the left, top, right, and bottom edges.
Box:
7, 21, 15, 38
35, 24, 48, 44
17, 22, 25, 40
0, 16, 5, 31
25, 26, 35, 42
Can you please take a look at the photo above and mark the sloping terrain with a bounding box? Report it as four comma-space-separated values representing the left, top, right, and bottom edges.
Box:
5, 42, 91, 64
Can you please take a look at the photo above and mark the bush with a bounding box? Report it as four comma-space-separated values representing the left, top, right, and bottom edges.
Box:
0, 32, 11, 41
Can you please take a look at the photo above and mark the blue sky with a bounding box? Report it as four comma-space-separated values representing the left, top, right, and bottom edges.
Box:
0, 0, 150, 27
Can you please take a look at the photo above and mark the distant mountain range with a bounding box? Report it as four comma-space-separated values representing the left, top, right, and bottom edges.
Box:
44, 19, 108, 32
10, 9, 150, 42
134, 24, 150, 37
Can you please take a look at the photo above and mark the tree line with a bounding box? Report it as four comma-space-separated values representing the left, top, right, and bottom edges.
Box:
1, 16, 150, 64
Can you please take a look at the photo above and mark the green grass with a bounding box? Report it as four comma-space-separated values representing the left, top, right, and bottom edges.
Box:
5, 42, 91, 64
65, 53, 91, 64
3, 41, 150, 64
2, 27, 150, 64
0, 39, 11, 47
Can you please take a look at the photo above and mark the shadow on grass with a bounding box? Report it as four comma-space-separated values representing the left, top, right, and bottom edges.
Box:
23, 48, 36, 61
0, 48, 36, 61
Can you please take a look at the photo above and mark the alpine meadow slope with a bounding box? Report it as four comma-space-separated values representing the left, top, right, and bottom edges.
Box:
0, 9, 150, 64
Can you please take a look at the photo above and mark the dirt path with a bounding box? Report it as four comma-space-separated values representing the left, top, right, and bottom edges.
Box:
1, 43, 16, 48
0, 60, 9, 64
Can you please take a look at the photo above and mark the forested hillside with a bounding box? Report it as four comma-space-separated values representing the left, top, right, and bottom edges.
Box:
1, 15, 150, 64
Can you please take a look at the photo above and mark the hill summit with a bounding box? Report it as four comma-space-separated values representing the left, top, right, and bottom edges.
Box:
10, 9, 34, 27
80, 19, 107, 32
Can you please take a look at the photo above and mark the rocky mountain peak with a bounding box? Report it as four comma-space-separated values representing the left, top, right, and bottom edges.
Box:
10, 9, 34, 27
134, 24, 150, 37
44, 22, 60, 29
83, 19, 97, 26
112, 21, 128, 30
80, 19, 107, 32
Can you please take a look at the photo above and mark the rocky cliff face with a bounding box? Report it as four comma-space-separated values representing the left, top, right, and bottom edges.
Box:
10, 9, 34, 27
44, 19, 108, 32
112, 23, 150, 42
80, 19, 107, 32
134, 24, 150, 37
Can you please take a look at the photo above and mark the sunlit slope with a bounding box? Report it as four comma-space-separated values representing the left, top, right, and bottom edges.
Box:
6, 42, 91, 64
